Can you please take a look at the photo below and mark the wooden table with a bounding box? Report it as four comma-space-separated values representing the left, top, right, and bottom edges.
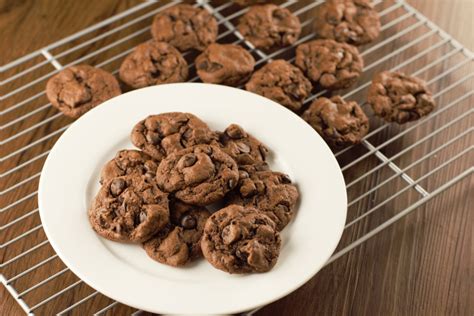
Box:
1, 1, 472, 315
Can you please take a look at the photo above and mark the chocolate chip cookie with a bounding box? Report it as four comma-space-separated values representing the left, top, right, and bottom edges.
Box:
151, 4, 218, 51
100, 149, 158, 184
46, 65, 121, 119
119, 41, 188, 89
217, 124, 268, 165
237, 4, 301, 50
302, 96, 369, 148
131, 112, 217, 161
201, 204, 281, 273
143, 201, 210, 266
227, 170, 299, 231
368, 71, 435, 124
314, 0, 381, 45
295, 39, 363, 90
89, 175, 169, 243
195, 43, 255, 86
245, 59, 312, 112
156, 144, 239, 206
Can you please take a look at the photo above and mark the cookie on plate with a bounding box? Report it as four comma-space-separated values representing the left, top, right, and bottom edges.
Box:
143, 201, 210, 267
131, 112, 217, 161
295, 39, 363, 90
314, 0, 381, 45
151, 4, 218, 51
89, 175, 169, 243
201, 204, 281, 274
245, 59, 312, 112
237, 4, 301, 50
99, 149, 158, 184
226, 170, 299, 231
368, 71, 435, 124
302, 96, 369, 148
217, 124, 268, 165
46, 65, 121, 119
195, 43, 255, 86
119, 41, 188, 89
156, 144, 239, 206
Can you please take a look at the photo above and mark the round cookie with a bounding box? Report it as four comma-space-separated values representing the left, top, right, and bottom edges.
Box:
46, 65, 121, 119
302, 96, 369, 148
295, 39, 363, 90
227, 170, 299, 231
314, 0, 381, 45
245, 59, 312, 112
151, 4, 218, 51
201, 204, 281, 274
368, 71, 435, 124
100, 149, 158, 184
156, 144, 239, 206
143, 201, 211, 267
195, 43, 255, 86
119, 41, 188, 89
217, 124, 268, 165
237, 4, 301, 50
131, 112, 217, 161
233, 0, 268, 6
89, 175, 169, 243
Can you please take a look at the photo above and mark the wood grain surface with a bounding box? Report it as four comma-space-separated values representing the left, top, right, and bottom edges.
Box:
1, 1, 472, 315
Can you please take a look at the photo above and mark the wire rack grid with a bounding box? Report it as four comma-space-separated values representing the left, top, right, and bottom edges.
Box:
1, 0, 473, 315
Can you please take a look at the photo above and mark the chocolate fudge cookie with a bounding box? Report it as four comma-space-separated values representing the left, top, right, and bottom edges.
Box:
217, 124, 268, 165
368, 71, 435, 124
237, 4, 301, 50
156, 144, 239, 206
295, 39, 363, 90
119, 41, 188, 89
314, 0, 381, 45
131, 112, 217, 161
46, 65, 121, 119
233, 0, 268, 6
245, 59, 312, 112
227, 170, 299, 231
100, 149, 158, 184
89, 175, 169, 243
151, 4, 218, 51
143, 201, 210, 266
195, 44, 255, 86
201, 205, 281, 273
302, 96, 368, 148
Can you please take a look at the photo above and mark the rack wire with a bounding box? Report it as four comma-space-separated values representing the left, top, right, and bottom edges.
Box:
1, 0, 472, 315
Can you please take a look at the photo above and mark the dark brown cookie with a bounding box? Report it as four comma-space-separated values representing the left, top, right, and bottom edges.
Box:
195, 43, 255, 86
302, 96, 369, 148
295, 39, 363, 90
226, 170, 299, 231
245, 59, 312, 112
201, 204, 281, 274
143, 201, 210, 267
119, 41, 188, 89
131, 112, 217, 161
314, 0, 381, 45
217, 124, 268, 165
368, 71, 435, 124
151, 4, 218, 52
46, 65, 121, 119
237, 4, 301, 50
233, 0, 269, 6
99, 149, 158, 184
89, 175, 169, 243
156, 144, 239, 206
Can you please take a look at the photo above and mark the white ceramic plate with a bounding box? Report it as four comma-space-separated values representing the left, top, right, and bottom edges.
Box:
39, 83, 347, 315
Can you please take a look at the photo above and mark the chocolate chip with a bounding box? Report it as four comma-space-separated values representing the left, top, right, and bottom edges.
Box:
181, 215, 197, 229
146, 131, 160, 145
228, 178, 236, 189
281, 174, 292, 184
239, 170, 249, 179
225, 125, 245, 139
182, 154, 197, 167
236, 142, 251, 153
139, 211, 147, 223
276, 204, 289, 213
110, 178, 126, 196
259, 145, 268, 160
236, 248, 248, 262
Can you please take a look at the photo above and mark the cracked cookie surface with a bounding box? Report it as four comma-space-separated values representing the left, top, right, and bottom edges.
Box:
100, 149, 158, 184
46, 65, 121, 119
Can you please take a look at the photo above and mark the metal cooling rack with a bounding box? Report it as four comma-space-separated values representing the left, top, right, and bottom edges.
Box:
1, 0, 473, 315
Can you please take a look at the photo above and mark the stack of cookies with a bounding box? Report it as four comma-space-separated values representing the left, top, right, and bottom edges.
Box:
88, 112, 299, 274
